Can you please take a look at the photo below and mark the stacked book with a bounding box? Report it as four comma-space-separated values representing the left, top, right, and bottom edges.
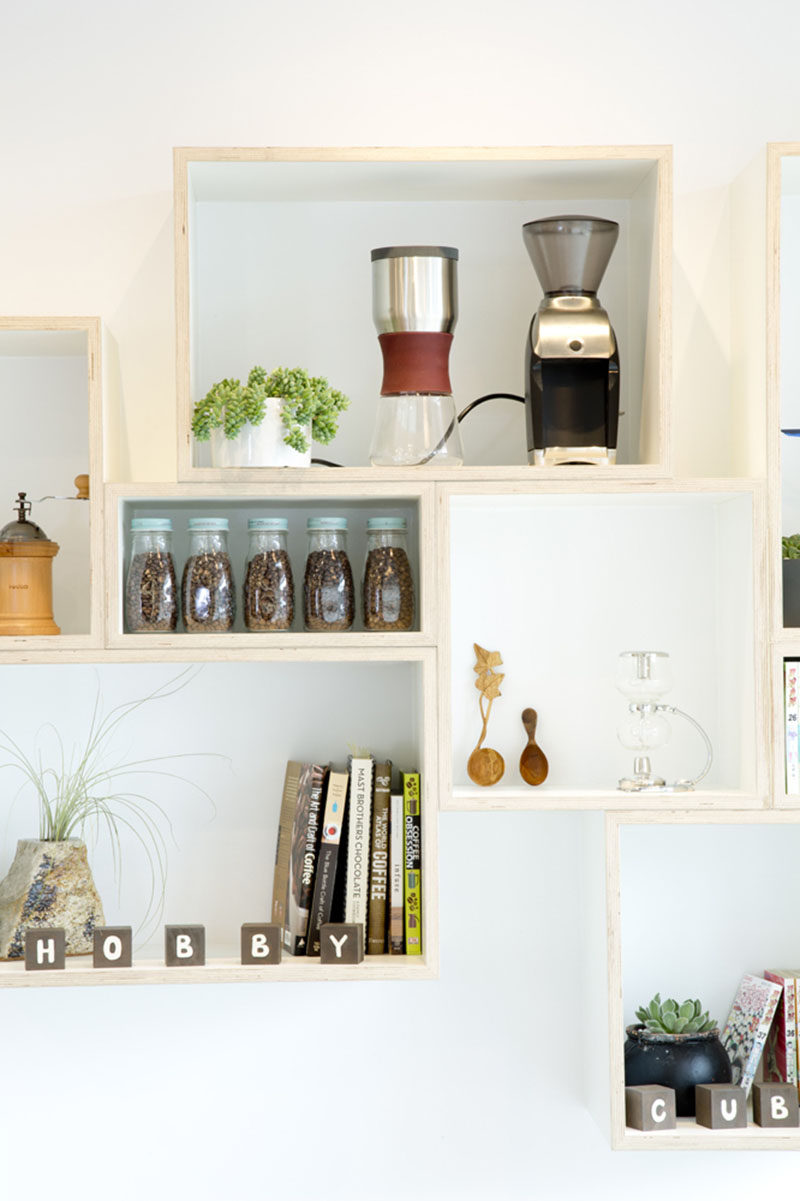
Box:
270, 755, 423, 958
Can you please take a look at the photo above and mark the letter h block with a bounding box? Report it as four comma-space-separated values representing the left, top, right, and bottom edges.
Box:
24, 928, 66, 971
752, 1081, 800, 1127
624, 1085, 676, 1131
695, 1083, 748, 1129
319, 923, 364, 964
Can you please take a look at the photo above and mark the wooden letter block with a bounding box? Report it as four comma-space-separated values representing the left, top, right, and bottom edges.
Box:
93, 926, 133, 968
695, 1083, 748, 1129
624, 1085, 676, 1131
753, 1082, 800, 1127
24, 928, 65, 971
240, 923, 281, 965
319, 923, 364, 964
165, 925, 205, 966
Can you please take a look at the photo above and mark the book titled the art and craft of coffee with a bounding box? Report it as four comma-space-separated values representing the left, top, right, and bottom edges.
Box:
283, 762, 329, 955
402, 771, 422, 956
367, 761, 392, 954
306, 770, 349, 957
271, 760, 302, 929
345, 753, 374, 928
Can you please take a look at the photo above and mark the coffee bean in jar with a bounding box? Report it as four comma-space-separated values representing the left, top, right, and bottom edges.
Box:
125, 518, 178, 633
363, 517, 415, 631
182, 517, 235, 632
304, 517, 354, 631
244, 517, 294, 630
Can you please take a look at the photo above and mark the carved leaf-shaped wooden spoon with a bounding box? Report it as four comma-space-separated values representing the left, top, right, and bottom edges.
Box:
520, 708, 548, 786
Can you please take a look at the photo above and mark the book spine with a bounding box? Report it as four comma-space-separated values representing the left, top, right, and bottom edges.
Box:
741, 984, 783, 1094
786, 977, 798, 1086
283, 763, 328, 956
367, 762, 391, 954
345, 756, 374, 929
403, 772, 422, 956
271, 760, 302, 930
764, 970, 792, 1082
785, 661, 800, 794
306, 771, 349, 956
389, 793, 404, 954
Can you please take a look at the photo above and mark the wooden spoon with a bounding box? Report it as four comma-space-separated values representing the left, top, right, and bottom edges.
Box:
468, 745, 505, 787
519, 708, 548, 786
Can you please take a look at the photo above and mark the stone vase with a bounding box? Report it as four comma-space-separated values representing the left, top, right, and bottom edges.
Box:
0, 839, 105, 959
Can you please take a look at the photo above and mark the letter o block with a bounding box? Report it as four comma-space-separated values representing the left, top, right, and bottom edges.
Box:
93, 926, 133, 968
753, 1082, 800, 1127
625, 1085, 676, 1131
320, 923, 364, 964
695, 1083, 748, 1129
165, 925, 205, 966
240, 923, 281, 965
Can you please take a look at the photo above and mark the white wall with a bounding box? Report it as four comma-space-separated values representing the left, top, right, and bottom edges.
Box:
1, 2, 800, 1198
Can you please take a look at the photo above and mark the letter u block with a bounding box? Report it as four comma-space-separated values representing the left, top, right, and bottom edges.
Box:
695, 1083, 748, 1129
624, 1085, 676, 1131
753, 1081, 800, 1127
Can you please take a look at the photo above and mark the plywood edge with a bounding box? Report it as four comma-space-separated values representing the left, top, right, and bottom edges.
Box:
173, 145, 672, 166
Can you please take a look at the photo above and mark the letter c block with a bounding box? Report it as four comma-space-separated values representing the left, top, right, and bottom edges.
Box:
240, 923, 282, 965
695, 1083, 748, 1129
624, 1085, 676, 1131
753, 1081, 800, 1127
320, 923, 364, 964
165, 925, 206, 966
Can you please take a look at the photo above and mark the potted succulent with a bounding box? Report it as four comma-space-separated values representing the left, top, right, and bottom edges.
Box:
783, 534, 800, 626
0, 671, 210, 958
624, 993, 732, 1117
191, 365, 349, 468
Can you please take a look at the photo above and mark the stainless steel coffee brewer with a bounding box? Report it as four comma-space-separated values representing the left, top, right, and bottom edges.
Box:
522, 216, 620, 466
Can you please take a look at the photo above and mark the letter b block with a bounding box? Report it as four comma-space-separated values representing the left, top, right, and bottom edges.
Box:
165, 925, 205, 966
93, 926, 133, 968
753, 1082, 800, 1127
240, 923, 281, 965
624, 1085, 676, 1131
320, 923, 364, 964
24, 928, 66, 971
695, 1083, 748, 1129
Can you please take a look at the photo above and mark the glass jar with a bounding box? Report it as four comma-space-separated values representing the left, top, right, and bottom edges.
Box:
181, 517, 235, 632
363, 517, 414, 631
125, 518, 177, 633
303, 518, 354, 631
243, 517, 294, 630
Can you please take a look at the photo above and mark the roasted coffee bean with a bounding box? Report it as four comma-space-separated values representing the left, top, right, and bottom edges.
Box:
182, 551, 235, 631
244, 549, 294, 630
304, 549, 354, 631
363, 545, 414, 631
126, 551, 177, 632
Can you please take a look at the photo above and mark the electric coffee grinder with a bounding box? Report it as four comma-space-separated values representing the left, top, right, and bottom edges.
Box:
522, 216, 620, 466
369, 245, 463, 467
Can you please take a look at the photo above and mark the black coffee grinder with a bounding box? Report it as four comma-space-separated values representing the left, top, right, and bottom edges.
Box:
522, 216, 620, 466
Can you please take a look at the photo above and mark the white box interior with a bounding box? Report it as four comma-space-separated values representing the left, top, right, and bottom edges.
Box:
187, 158, 660, 469
0, 331, 91, 635
449, 491, 755, 794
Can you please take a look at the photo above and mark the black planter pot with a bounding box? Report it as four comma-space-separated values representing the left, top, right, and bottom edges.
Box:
624, 1024, 732, 1117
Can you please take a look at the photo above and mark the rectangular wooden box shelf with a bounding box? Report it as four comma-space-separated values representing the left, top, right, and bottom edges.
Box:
175, 146, 671, 477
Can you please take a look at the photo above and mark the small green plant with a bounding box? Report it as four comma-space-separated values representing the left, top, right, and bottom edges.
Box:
783, 534, 800, 559
635, 993, 717, 1035
0, 668, 215, 942
191, 365, 349, 455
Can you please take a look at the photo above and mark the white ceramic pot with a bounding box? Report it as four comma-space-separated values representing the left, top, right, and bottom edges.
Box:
209, 399, 311, 468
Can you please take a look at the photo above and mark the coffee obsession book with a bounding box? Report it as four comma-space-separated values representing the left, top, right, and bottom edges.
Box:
388, 791, 404, 954
764, 969, 799, 1085
402, 771, 422, 956
306, 770, 349, 957
271, 760, 302, 929
283, 762, 328, 955
367, 761, 392, 954
721, 973, 783, 1094
345, 754, 374, 928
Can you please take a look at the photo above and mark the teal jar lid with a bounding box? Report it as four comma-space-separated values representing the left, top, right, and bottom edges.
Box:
307, 517, 347, 531
367, 517, 407, 530
248, 518, 288, 531
188, 517, 229, 531
131, 518, 173, 532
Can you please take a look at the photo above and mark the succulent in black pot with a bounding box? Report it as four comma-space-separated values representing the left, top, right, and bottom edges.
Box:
624, 993, 732, 1117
